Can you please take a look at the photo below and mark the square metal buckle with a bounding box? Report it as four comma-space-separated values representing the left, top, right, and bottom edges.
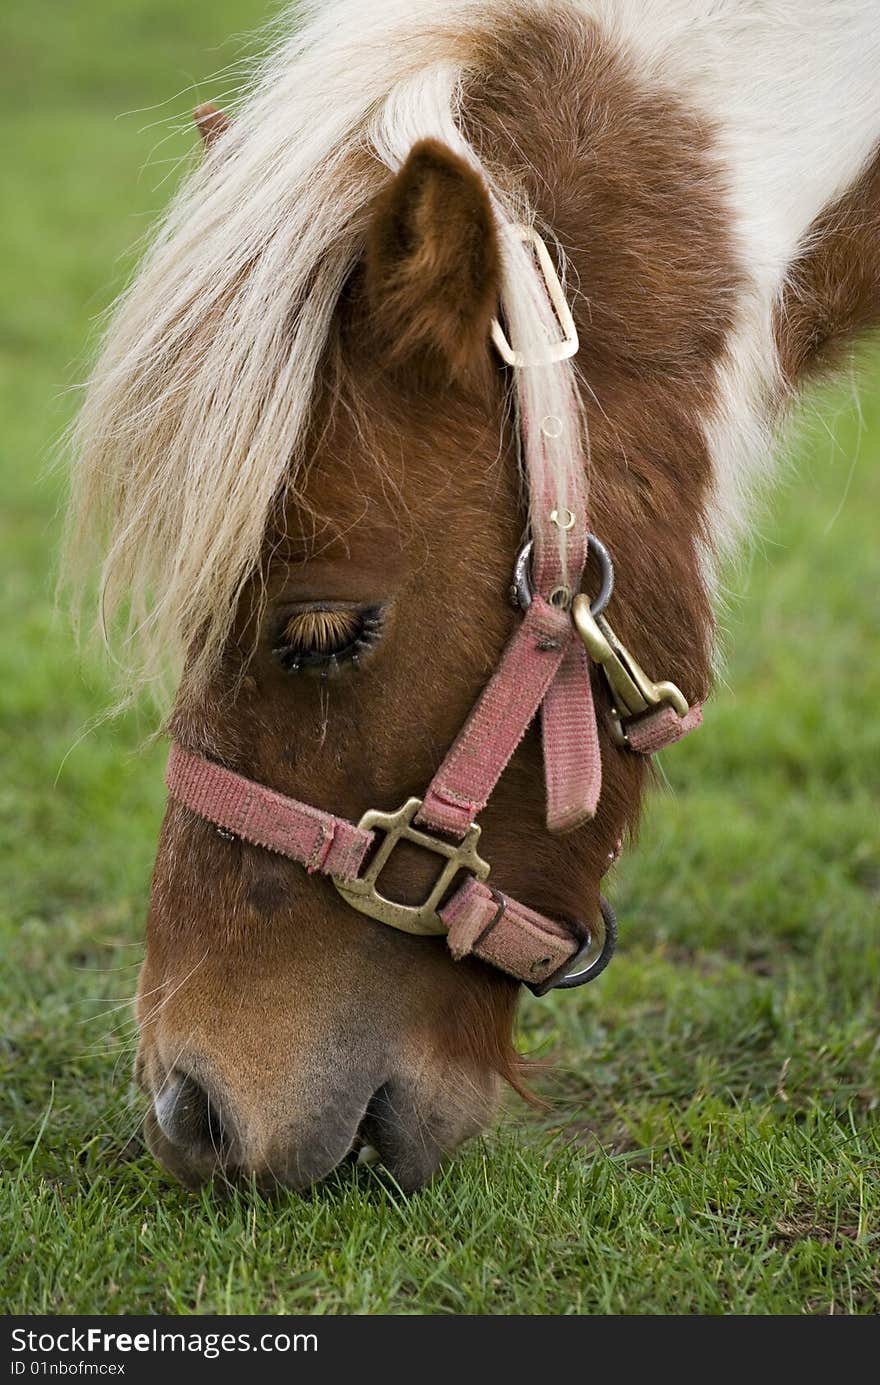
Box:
490, 225, 580, 367
333, 797, 490, 936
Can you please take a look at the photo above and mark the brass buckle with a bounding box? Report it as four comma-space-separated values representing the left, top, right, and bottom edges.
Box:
572, 594, 689, 744
490, 226, 579, 367
333, 797, 490, 937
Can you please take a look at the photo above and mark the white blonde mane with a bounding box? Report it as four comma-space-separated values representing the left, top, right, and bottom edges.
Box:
66, 0, 585, 704
66, 0, 880, 704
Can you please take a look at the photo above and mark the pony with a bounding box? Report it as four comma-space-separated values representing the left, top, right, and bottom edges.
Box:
65, 0, 880, 1190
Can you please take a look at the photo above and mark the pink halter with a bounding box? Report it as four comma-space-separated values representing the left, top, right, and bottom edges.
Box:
166, 228, 703, 993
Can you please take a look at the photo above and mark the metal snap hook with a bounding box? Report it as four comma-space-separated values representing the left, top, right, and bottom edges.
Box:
513, 532, 614, 615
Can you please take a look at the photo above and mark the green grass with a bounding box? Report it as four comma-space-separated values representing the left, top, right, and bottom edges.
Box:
1, 0, 879, 1317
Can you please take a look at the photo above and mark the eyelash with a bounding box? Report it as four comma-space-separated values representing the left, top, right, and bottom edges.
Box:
272, 605, 384, 678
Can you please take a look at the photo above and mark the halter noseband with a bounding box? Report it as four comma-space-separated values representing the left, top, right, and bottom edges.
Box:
165, 227, 703, 995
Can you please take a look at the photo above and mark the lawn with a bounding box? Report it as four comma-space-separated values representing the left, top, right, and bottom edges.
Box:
1, 0, 878, 1316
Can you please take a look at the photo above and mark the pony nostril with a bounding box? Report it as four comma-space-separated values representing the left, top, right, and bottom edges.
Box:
153, 1071, 229, 1157
357, 1080, 447, 1191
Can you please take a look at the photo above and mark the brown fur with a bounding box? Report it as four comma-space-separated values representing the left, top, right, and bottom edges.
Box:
193, 102, 230, 150
139, 13, 877, 1190
776, 146, 880, 385
366, 139, 501, 385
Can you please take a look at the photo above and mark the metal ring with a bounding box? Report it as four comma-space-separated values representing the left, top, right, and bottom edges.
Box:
548, 897, 618, 991
513, 533, 614, 615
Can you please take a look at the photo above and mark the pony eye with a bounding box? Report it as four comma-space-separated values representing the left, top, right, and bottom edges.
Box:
272, 604, 384, 677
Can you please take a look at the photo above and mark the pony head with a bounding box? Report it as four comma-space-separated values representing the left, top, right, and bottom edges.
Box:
66, 1, 880, 1189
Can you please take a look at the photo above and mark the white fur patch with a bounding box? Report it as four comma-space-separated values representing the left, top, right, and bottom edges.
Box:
571, 0, 880, 553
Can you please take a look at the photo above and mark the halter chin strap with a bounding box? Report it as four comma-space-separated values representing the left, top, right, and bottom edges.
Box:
164, 225, 704, 992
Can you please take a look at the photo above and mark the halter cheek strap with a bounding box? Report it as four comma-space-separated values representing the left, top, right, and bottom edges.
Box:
414, 596, 585, 840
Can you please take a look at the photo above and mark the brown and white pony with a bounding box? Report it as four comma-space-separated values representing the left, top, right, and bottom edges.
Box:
66, 0, 880, 1190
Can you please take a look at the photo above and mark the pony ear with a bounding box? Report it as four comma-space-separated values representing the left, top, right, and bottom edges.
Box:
193, 102, 231, 150
365, 139, 501, 382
